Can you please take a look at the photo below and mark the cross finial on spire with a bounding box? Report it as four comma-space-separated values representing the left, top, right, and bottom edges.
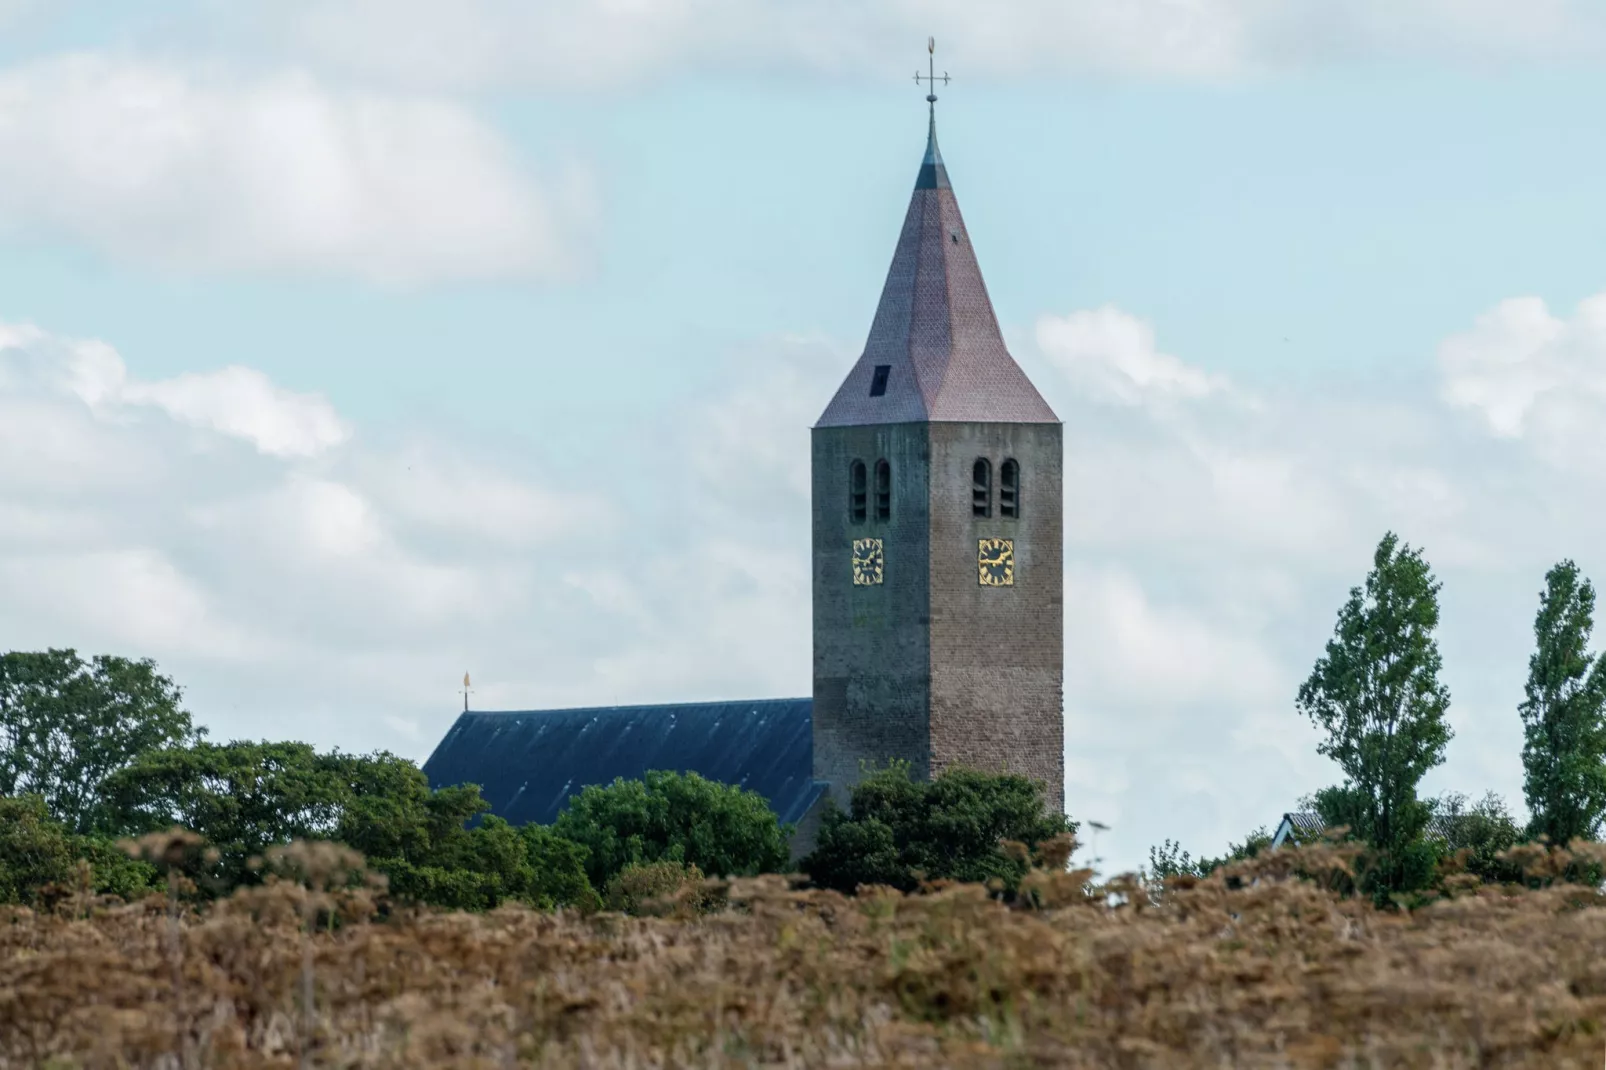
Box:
913, 36, 949, 116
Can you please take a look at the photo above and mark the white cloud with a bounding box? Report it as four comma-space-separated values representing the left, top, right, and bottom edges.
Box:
0, 548, 254, 659
122, 368, 349, 459
1037, 306, 1228, 406
0, 322, 348, 458
0, 318, 827, 758
354, 442, 611, 548
0, 54, 593, 284
684, 334, 845, 512
0, 322, 578, 740
1440, 293, 1606, 467
240, 0, 1606, 91
1066, 565, 1283, 708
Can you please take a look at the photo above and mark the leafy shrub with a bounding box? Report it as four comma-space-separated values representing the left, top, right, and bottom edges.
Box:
0, 795, 157, 906
1147, 827, 1274, 884
520, 824, 598, 911
603, 860, 720, 916
1430, 790, 1524, 885
97, 742, 600, 910
803, 763, 1076, 894
554, 770, 791, 889
100, 740, 351, 890
368, 815, 597, 912
0, 795, 78, 906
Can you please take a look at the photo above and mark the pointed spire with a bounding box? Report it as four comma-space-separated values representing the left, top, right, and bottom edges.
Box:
816, 106, 1058, 428
916, 110, 949, 191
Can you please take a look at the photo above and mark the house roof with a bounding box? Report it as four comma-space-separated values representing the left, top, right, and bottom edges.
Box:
815, 112, 1059, 428
1271, 809, 1461, 849
421, 698, 825, 828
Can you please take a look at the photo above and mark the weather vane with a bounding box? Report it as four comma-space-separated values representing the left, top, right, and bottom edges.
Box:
461, 671, 473, 712
913, 36, 949, 111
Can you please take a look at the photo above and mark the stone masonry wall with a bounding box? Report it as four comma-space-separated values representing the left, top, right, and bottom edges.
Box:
925, 422, 1065, 814
810, 423, 933, 808
812, 420, 1065, 816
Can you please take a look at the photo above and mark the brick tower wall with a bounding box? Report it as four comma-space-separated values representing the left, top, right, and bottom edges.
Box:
926, 421, 1064, 813
811, 423, 933, 807
812, 420, 1066, 816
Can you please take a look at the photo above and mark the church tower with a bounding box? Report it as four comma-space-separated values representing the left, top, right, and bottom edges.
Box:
811, 102, 1065, 814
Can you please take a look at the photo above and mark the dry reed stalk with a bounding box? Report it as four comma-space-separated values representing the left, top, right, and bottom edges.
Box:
2, 840, 1606, 1067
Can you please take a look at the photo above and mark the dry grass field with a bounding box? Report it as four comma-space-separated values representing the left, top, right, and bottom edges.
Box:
5, 839, 1606, 1069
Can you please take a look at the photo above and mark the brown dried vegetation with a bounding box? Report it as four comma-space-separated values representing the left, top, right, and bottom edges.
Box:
6, 839, 1606, 1068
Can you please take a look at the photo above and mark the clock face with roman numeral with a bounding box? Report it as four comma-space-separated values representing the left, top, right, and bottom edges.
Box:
852, 538, 884, 586
978, 538, 1014, 587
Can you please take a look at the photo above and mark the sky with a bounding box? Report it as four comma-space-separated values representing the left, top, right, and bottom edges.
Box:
5, 1, 1606, 873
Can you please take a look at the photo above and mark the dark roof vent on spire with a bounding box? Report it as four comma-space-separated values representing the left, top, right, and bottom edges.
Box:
817, 64, 1057, 428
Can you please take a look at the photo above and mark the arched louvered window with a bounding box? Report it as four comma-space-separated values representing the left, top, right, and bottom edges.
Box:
874, 460, 891, 521
1000, 459, 1020, 519
972, 458, 991, 518
849, 460, 868, 524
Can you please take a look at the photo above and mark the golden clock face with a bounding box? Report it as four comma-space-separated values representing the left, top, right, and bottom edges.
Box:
851, 537, 884, 586
978, 537, 1015, 586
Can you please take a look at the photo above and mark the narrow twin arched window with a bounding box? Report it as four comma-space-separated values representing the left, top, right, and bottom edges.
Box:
972, 458, 991, 518
973, 458, 1021, 519
1000, 458, 1020, 519
850, 459, 892, 523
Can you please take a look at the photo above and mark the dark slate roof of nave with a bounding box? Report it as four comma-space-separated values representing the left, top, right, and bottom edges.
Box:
422, 698, 824, 828
816, 112, 1059, 428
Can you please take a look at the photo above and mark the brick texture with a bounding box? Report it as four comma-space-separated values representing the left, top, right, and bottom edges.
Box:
926, 422, 1064, 814
815, 120, 1057, 429
810, 113, 1066, 818
811, 421, 1064, 814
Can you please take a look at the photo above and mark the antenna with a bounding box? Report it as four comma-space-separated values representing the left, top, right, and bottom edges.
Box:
1087, 820, 1110, 878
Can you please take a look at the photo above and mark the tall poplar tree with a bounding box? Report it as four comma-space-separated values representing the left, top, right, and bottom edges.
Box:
1519, 560, 1606, 845
1297, 532, 1453, 874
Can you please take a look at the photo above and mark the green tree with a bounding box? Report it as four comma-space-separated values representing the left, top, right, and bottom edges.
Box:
0, 794, 77, 906
1145, 839, 1202, 882
103, 742, 596, 909
1430, 791, 1522, 884
330, 756, 595, 911
1145, 827, 1272, 885
520, 824, 597, 911
553, 770, 791, 889
328, 749, 458, 862
803, 764, 1076, 895
1311, 783, 1438, 895
99, 740, 350, 889
1519, 560, 1606, 845
0, 795, 157, 906
1297, 532, 1453, 896
0, 650, 199, 832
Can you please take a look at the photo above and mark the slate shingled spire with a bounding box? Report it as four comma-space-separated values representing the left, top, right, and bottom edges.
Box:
816, 113, 1058, 427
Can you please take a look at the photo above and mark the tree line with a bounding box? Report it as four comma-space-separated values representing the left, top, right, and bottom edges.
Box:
1151, 532, 1606, 903
0, 648, 1074, 913
16, 529, 1594, 915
